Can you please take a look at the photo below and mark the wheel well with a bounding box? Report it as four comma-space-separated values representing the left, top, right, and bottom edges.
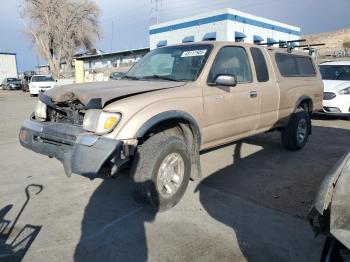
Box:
297, 98, 313, 113
138, 118, 202, 180
139, 118, 198, 148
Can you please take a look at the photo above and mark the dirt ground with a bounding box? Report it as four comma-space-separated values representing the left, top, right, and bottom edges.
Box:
0, 90, 349, 261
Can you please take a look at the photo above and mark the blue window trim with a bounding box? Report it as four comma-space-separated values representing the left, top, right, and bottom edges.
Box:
182, 35, 195, 43
157, 40, 167, 48
150, 13, 300, 36
202, 32, 216, 41
235, 31, 247, 39
267, 38, 276, 44
253, 35, 264, 42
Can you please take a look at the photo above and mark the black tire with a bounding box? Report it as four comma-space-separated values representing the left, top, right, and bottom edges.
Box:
130, 134, 191, 211
281, 110, 311, 150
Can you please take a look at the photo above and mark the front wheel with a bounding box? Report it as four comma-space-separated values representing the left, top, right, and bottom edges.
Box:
130, 134, 191, 211
281, 110, 311, 150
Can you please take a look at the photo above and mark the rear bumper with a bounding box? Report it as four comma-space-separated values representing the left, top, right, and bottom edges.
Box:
19, 120, 123, 177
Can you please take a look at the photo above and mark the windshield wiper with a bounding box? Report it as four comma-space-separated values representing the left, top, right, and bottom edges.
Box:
139, 75, 181, 82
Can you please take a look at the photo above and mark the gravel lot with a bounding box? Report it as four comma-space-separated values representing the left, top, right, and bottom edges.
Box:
1, 90, 349, 262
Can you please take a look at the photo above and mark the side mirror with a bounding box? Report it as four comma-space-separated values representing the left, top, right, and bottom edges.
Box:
215, 75, 237, 87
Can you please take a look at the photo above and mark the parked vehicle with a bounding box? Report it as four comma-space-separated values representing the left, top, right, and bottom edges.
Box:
308, 151, 350, 262
19, 41, 323, 211
22, 79, 30, 92
1, 78, 22, 90
29, 75, 57, 96
109, 72, 125, 80
318, 61, 350, 117
21, 71, 35, 92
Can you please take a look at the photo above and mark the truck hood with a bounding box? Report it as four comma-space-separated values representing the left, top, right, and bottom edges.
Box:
44, 80, 186, 107
323, 80, 350, 92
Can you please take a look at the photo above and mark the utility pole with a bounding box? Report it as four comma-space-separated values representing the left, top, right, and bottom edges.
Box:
111, 20, 114, 52
150, 0, 163, 25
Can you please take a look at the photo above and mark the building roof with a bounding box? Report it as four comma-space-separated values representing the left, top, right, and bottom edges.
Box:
0, 52, 16, 56
150, 8, 300, 36
74, 47, 150, 61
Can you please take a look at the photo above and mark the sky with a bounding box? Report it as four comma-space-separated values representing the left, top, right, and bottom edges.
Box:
0, 0, 349, 71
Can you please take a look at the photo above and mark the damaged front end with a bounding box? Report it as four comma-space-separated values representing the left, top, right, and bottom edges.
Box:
19, 93, 129, 178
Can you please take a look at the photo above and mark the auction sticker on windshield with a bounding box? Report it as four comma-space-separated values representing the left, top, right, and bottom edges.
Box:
181, 50, 207, 57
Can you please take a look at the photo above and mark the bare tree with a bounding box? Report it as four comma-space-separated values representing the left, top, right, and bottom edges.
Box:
21, 0, 101, 77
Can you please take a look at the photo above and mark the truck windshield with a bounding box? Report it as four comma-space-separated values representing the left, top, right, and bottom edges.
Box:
126, 44, 213, 81
319, 65, 350, 80
31, 76, 55, 82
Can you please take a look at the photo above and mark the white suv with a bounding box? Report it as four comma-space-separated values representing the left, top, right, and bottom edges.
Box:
29, 75, 57, 96
319, 61, 350, 117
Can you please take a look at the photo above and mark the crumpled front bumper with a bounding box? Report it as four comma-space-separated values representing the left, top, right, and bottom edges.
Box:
19, 120, 123, 177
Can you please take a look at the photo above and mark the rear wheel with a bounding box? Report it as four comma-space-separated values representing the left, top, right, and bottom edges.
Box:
281, 109, 311, 150
130, 133, 191, 211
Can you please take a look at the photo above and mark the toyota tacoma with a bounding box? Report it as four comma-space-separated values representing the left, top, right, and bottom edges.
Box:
19, 41, 324, 211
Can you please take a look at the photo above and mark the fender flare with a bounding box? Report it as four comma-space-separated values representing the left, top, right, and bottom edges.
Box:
294, 95, 313, 112
135, 111, 203, 180
135, 110, 201, 145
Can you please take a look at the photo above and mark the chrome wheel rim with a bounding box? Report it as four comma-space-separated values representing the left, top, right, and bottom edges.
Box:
297, 118, 307, 144
156, 153, 185, 198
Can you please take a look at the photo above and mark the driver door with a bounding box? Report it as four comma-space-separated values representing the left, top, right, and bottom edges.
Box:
201, 46, 261, 147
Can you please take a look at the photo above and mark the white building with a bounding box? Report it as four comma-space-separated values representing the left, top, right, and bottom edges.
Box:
150, 8, 300, 49
0, 52, 18, 84
74, 47, 149, 71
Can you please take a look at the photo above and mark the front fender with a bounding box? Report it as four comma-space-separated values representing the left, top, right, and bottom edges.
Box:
135, 111, 201, 143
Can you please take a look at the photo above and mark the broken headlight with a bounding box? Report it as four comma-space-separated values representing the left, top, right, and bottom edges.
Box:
34, 100, 47, 120
83, 109, 121, 134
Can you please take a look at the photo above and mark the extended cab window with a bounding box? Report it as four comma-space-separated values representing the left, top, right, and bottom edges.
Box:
208, 46, 252, 83
250, 47, 269, 82
275, 53, 316, 77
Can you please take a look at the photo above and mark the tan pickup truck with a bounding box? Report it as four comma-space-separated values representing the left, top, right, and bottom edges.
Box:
19, 41, 323, 210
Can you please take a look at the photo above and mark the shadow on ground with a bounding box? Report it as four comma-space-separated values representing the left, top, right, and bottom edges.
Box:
73, 124, 350, 261
0, 184, 43, 262
196, 125, 350, 261
73, 175, 156, 262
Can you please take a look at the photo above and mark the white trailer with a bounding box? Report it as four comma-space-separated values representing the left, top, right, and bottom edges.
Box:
0, 52, 18, 88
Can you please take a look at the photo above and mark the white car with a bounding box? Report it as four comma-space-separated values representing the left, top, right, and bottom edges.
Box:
318, 61, 350, 117
29, 75, 57, 96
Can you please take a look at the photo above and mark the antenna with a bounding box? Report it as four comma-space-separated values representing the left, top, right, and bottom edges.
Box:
111, 20, 114, 52
150, 0, 163, 25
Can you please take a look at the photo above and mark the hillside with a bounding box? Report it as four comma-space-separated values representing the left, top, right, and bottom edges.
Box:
303, 27, 350, 59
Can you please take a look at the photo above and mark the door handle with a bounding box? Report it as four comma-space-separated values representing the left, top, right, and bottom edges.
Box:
250, 91, 258, 98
